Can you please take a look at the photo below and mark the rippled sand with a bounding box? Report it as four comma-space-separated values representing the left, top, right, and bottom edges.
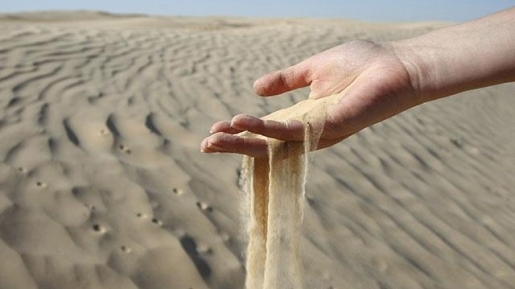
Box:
0, 11, 514, 289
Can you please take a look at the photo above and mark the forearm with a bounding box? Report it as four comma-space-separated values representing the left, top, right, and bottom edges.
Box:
393, 7, 515, 102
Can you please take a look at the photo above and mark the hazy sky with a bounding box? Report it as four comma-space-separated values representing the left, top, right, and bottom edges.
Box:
1, 0, 513, 22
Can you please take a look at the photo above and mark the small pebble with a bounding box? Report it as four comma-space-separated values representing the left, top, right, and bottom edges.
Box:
121, 245, 132, 253
118, 144, 131, 154
92, 224, 106, 234
36, 181, 47, 188
196, 202, 212, 212
151, 218, 163, 226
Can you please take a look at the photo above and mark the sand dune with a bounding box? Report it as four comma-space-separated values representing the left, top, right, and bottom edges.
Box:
0, 11, 514, 289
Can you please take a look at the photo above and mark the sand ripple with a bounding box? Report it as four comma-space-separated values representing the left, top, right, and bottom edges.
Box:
0, 11, 514, 289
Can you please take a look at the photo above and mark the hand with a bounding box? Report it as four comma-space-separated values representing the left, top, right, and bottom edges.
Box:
201, 40, 422, 158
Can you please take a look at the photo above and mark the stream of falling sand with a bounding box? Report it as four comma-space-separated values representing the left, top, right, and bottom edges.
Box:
240, 93, 341, 289
240, 94, 338, 289
243, 137, 307, 289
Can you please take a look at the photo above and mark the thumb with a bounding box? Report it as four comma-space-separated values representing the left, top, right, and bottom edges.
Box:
253, 62, 311, 96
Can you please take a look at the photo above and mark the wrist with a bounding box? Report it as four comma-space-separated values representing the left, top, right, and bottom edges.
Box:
389, 39, 442, 104
390, 34, 491, 103
390, 7, 515, 103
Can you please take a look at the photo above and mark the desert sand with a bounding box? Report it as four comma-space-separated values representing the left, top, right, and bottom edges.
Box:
0, 11, 514, 289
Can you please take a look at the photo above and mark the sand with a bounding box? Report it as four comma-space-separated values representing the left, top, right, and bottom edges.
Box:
0, 10, 514, 289
242, 98, 327, 289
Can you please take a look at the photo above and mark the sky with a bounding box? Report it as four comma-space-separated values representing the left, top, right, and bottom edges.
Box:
0, 0, 514, 22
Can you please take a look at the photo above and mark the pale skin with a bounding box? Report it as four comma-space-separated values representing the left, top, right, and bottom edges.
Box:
201, 7, 515, 158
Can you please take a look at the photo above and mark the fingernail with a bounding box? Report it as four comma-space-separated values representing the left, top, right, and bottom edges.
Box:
231, 114, 247, 123
203, 138, 225, 152
200, 139, 208, 152
232, 114, 258, 128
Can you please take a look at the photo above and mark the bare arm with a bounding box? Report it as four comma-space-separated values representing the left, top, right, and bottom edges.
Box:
396, 7, 515, 102
201, 7, 515, 157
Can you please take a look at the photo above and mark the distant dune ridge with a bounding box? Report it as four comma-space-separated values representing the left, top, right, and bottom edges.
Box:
0, 10, 514, 289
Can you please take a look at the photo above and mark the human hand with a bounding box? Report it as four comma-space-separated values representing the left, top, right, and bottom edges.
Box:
201, 40, 422, 158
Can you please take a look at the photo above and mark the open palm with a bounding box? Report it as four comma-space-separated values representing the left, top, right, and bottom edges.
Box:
201, 40, 420, 157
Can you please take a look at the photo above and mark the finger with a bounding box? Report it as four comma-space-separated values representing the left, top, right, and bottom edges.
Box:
200, 132, 268, 158
231, 114, 305, 141
253, 62, 311, 96
209, 120, 244, 134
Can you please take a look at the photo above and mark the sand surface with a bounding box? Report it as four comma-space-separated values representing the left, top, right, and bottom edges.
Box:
0, 11, 514, 289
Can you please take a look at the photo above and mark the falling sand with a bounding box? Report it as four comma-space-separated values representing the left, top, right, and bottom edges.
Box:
241, 94, 342, 289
